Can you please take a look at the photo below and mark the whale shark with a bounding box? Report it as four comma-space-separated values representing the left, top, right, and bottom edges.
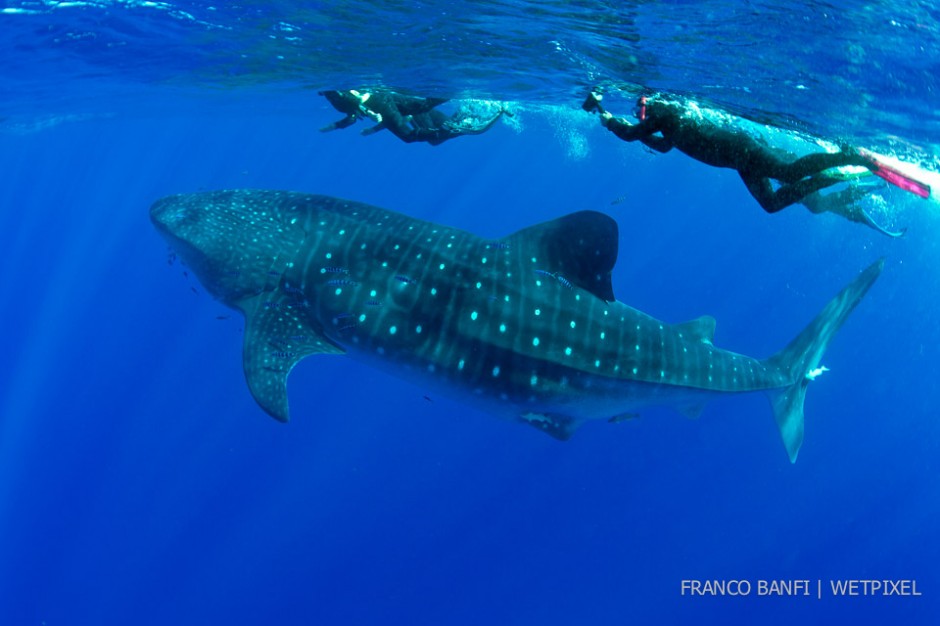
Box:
151, 189, 883, 462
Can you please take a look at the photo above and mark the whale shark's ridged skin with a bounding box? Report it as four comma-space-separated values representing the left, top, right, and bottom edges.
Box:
151, 190, 883, 461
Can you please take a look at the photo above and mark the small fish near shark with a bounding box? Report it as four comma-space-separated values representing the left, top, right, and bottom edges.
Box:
151, 189, 883, 462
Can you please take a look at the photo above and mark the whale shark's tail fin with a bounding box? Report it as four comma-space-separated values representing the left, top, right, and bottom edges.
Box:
763, 259, 885, 463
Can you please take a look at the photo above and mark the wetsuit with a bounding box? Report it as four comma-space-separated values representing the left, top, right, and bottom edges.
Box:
602, 98, 873, 213
321, 89, 503, 146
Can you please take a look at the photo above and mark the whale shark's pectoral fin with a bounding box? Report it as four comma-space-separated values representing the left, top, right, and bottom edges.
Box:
607, 412, 639, 424
520, 412, 583, 440
239, 294, 344, 422
674, 315, 716, 345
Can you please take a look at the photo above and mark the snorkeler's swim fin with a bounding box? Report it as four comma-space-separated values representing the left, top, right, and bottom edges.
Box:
858, 149, 931, 199
802, 186, 906, 238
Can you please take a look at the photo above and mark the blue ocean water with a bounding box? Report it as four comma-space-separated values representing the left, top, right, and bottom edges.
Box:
1, 1, 939, 625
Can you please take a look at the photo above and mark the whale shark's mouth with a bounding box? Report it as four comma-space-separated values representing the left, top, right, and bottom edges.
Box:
150, 194, 191, 236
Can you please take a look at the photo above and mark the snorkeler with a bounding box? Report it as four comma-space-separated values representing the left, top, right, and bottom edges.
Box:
319, 89, 505, 146
582, 91, 881, 214
582, 91, 924, 236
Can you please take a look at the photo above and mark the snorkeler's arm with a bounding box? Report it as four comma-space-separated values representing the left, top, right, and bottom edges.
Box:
319, 114, 358, 132
639, 135, 673, 153
360, 120, 387, 137
603, 115, 660, 143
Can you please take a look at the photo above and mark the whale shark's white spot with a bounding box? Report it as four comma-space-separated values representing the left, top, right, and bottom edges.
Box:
481, 257, 488, 264
499, 324, 507, 333
458, 359, 465, 370
530, 375, 538, 386
370, 290, 377, 297
492, 366, 500, 377
439, 263, 446, 270
600, 332, 605, 339
431, 288, 438, 296
389, 325, 397, 335
532, 337, 540, 347
334, 288, 342, 295
565, 347, 572, 356
359, 314, 366, 322
325, 252, 332, 259
595, 360, 601, 368
471, 311, 478, 321
415, 325, 422, 334
476, 282, 482, 289
570, 321, 576, 329
535, 308, 541, 316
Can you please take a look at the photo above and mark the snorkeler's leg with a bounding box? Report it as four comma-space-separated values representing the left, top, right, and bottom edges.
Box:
778, 150, 872, 183
741, 174, 789, 213
751, 170, 862, 213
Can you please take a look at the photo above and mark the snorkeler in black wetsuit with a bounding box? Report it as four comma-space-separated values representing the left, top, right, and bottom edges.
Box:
582, 91, 876, 214
319, 89, 505, 146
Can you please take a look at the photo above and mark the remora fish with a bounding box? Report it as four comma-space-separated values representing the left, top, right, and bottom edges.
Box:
151, 189, 883, 462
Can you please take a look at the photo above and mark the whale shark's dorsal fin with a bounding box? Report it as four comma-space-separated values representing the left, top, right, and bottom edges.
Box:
674, 315, 716, 345
239, 293, 344, 422
504, 210, 618, 302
